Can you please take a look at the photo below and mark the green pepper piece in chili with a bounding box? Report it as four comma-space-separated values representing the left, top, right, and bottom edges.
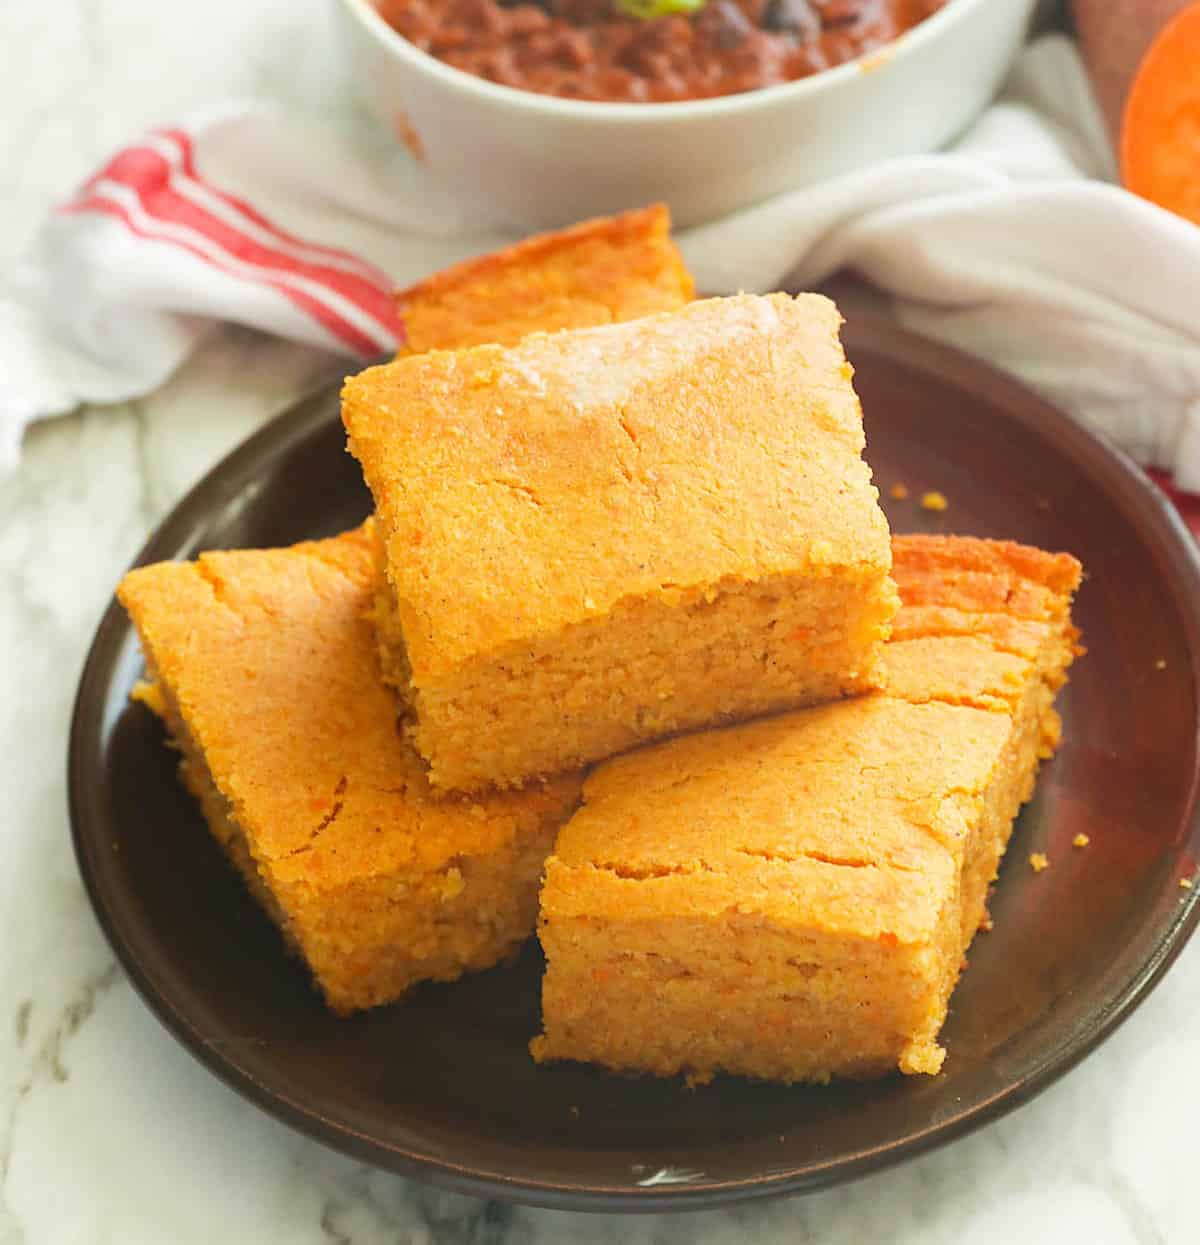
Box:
615, 0, 707, 19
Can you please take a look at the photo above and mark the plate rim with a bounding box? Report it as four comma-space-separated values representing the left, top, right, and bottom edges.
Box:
68, 316, 1200, 1211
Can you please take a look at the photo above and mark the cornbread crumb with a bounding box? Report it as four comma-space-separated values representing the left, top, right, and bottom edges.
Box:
118, 526, 582, 1014
348, 293, 897, 791
1181, 878, 1194, 890
130, 678, 166, 716
890, 482, 910, 500
534, 534, 1082, 1084
1030, 853, 1050, 873
920, 490, 949, 512
1073, 833, 1090, 848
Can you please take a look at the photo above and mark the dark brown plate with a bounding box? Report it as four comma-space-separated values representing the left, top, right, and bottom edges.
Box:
69, 316, 1200, 1211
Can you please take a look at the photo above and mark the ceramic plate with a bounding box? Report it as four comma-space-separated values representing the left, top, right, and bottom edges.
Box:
69, 316, 1200, 1210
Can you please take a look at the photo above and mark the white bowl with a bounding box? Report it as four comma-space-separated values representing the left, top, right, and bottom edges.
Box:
333, 0, 1037, 230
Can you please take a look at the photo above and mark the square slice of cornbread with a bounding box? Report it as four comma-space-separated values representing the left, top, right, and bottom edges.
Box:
532, 535, 1082, 1083
394, 203, 694, 355
117, 525, 582, 1015
345, 292, 897, 792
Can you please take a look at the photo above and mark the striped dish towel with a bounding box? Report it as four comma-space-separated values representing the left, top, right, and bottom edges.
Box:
1, 105, 506, 466
5, 35, 1200, 488
61, 126, 404, 360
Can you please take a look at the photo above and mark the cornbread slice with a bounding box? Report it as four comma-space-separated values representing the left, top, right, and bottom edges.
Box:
345, 293, 897, 792
394, 204, 693, 355
532, 535, 1082, 1083
116, 525, 582, 1015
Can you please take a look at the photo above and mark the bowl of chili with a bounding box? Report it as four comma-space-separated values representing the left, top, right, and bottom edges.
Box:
334, 0, 1037, 228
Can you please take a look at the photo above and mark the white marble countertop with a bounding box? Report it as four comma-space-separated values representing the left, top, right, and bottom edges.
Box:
2, 3, 1195, 1242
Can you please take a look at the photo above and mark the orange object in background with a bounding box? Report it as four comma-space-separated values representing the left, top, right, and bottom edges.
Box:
1120, 4, 1200, 225
1071, 1, 1194, 141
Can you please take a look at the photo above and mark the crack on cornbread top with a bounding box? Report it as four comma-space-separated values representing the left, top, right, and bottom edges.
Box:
557, 696, 1009, 865
543, 535, 1083, 940
343, 293, 892, 678
582, 841, 927, 882
117, 528, 583, 889
192, 558, 244, 619
543, 699, 1009, 942
301, 776, 348, 847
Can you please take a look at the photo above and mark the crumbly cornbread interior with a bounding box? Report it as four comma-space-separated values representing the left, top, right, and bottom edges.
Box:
372, 540, 896, 791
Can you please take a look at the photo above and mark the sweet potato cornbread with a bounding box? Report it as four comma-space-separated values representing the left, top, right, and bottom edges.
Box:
532, 535, 1082, 1084
117, 526, 581, 1015
394, 204, 693, 354
345, 293, 897, 791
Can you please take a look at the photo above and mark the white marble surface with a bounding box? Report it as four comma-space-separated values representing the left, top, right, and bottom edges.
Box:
1, 3, 1196, 1242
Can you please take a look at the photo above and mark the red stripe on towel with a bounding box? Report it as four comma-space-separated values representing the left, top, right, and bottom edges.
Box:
65, 135, 401, 356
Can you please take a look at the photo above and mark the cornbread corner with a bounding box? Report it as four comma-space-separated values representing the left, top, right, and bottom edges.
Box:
116, 525, 582, 1015
532, 535, 1083, 1084
394, 203, 694, 355
345, 292, 898, 792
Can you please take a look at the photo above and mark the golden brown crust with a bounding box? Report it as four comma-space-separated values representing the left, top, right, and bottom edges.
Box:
345, 292, 893, 680
395, 204, 694, 355
885, 534, 1083, 708
347, 291, 897, 790
889, 603, 1051, 655
891, 534, 1083, 614
886, 532, 1080, 712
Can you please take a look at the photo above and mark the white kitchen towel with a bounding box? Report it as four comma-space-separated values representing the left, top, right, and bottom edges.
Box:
4, 35, 1200, 484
